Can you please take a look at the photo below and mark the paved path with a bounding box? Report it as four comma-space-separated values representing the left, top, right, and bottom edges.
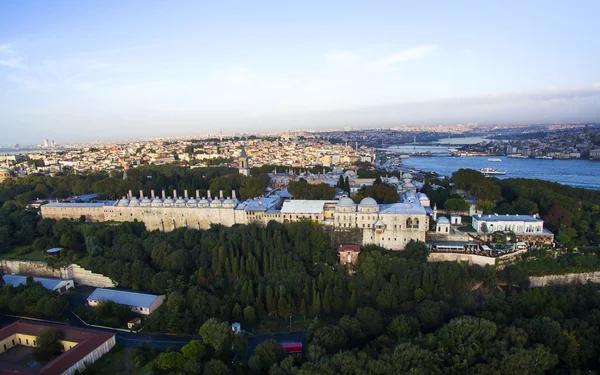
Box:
0, 314, 306, 351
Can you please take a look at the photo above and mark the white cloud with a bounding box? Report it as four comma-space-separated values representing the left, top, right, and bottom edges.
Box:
325, 50, 357, 67
366, 44, 440, 73
0, 43, 26, 69
222, 66, 254, 86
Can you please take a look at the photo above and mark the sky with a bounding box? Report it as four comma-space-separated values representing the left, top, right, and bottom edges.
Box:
1, 0, 600, 144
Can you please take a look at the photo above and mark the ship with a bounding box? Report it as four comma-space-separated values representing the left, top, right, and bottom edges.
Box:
535, 156, 553, 160
480, 167, 506, 176
487, 158, 502, 162
507, 154, 529, 159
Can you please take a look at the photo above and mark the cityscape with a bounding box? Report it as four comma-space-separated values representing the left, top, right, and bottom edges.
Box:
1, 1, 600, 375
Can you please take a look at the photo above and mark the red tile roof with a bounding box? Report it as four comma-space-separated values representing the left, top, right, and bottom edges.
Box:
0, 320, 114, 375
338, 244, 361, 253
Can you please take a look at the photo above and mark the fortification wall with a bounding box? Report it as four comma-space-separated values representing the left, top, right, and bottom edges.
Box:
529, 271, 600, 287
0, 260, 115, 288
428, 253, 496, 267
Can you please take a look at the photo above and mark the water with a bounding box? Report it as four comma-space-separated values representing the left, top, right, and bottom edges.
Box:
401, 156, 600, 190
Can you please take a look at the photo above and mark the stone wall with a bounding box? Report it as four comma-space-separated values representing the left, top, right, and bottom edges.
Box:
428, 253, 496, 267
529, 272, 600, 287
0, 260, 115, 288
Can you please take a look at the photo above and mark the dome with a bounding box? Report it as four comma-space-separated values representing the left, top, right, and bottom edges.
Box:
198, 198, 209, 205
186, 198, 198, 207
175, 198, 187, 206
437, 216, 450, 224
222, 198, 235, 207
151, 198, 163, 206
402, 173, 413, 179
128, 197, 140, 206
337, 197, 355, 207
118, 198, 129, 206
163, 198, 175, 206
403, 182, 415, 188
359, 197, 378, 207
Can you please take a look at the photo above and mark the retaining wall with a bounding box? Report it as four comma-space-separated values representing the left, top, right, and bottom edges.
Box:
0, 260, 115, 288
529, 271, 600, 287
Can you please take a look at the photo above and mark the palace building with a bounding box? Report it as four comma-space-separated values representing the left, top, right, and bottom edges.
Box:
41, 189, 429, 251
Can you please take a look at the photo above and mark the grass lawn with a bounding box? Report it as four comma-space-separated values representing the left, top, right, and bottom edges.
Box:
85, 347, 154, 375
2, 246, 48, 262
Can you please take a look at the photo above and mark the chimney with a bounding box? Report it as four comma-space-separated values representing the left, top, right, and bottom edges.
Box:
162, 190, 166, 199
219, 190, 224, 199
173, 189, 177, 199
184, 189, 188, 198
232, 190, 237, 199
151, 190, 155, 199
139, 190, 144, 199
128, 190, 133, 198
196, 189, 200, 198
207, 190, 211, 199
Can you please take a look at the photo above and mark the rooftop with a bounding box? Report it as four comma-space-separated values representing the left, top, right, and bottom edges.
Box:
379, 202, 427, 215
0, 320, 114, 375
86, 288, 161, 308
338, 244, 361, 253
2, 275, 71, 290
473, 214, 543, 223
280, 200, 337, 214
44, 201, 116, 208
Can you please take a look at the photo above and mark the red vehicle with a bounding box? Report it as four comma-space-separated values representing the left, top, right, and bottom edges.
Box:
279, 342, 303, 354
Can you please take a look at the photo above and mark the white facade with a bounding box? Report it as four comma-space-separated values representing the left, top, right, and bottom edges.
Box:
472, 214, 544, 234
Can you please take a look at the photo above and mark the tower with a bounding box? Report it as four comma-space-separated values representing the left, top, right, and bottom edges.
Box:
239, 146, 251, 177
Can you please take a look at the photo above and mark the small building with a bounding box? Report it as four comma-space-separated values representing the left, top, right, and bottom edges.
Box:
45, 247, 62, 257
86, 288, 165, 315
338, 244, 361, 266
0, 320, 115, 375
2, 275, 74, 294
280, 342, 303, 354
231, 322, 242, 335
127, 318, 142, 330
436, 217, 451, 233
450, 215, 462, 225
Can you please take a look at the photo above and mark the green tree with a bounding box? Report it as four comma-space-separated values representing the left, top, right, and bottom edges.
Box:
199, 318, 233, 357
34, 329, 64, 361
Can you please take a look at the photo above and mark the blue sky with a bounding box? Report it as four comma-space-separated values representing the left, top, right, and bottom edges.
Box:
1, 0, 599, 144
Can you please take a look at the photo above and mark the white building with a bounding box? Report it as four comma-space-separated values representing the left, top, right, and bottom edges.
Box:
2, 275, 74, 294
472, 213, 544, 234
87, 288, 165, 315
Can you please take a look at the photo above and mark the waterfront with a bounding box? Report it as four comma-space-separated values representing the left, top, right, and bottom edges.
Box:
401, 156, 600, 190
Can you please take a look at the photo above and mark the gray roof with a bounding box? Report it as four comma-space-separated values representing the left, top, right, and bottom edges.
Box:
437, 216, 450, 224
473, 214, 542, 223
379, 203, 427, 215
280, 200, 337, 214
87, 288, 161, 308
44, 201, 115, 207
2, 275, 71, 290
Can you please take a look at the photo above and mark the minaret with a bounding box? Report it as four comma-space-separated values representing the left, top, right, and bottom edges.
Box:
433, 204, 438, 221
239, 145, 251, 177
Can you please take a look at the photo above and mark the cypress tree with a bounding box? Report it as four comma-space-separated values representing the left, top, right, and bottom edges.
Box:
303, 279, 311, 305
248, 282, 255, 305
348, 289, 357, 312
300, 298, 307, 317
323, 286, 332, 314
313, 292, 321, 316
266, 285, 275, 315
241, 282, 249, 306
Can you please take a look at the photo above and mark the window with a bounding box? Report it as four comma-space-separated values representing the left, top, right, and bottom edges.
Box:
26, 339, 29, 345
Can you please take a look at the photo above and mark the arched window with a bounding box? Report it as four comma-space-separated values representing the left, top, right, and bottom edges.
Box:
406, 218, 412, 228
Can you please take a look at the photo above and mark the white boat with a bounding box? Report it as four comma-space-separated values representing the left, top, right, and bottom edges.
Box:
487, 158, 502, 162
535, 156, 553, 160
480, 167, 506, 175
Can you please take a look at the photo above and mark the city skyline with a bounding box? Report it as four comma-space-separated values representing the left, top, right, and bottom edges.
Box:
1, 0, 600, 144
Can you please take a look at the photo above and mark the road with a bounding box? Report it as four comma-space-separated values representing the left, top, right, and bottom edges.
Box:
0, 313, 306, 351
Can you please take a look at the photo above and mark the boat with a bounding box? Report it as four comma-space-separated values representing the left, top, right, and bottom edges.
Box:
535, 156, 553, 160
480, 167, 506, 176
507, 154, 529, 159
487, 158, 502, 162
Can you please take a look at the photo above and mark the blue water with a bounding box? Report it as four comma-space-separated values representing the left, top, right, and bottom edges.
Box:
401, 156, 600, 190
